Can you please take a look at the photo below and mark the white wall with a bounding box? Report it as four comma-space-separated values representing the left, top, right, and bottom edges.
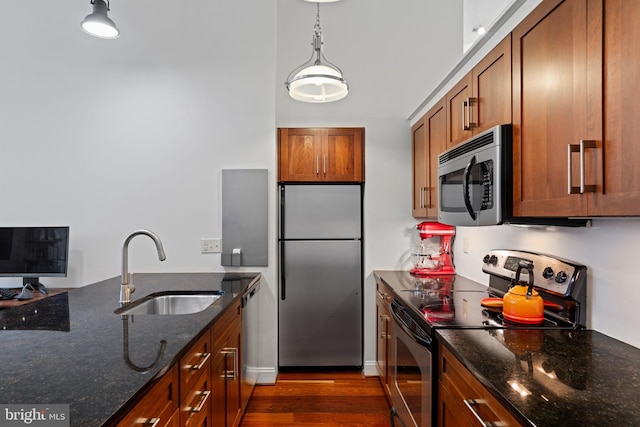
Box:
1, 0, 279, 373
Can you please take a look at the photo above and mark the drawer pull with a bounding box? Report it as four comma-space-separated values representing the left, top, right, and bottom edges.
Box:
186, 352, 211, 370
140, 418, 160, 427
187, 390, 211, 413
463, 399, 503, 427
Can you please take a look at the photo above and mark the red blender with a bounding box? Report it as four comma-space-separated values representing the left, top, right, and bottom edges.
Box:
410, 222, 456, 277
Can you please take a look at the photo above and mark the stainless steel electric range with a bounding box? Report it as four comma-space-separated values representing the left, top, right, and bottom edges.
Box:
375, 249, 588, 427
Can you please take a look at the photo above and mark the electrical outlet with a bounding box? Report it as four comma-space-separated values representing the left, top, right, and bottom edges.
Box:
201, 238, 222, 253
463, 236, 470, 254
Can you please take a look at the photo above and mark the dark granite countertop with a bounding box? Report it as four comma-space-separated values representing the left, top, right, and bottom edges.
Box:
0, 272, 260, 426
437, 328, 640, 426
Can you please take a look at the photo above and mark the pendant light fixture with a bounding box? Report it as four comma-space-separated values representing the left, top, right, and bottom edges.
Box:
81, 0, 120, 39
285, 3, 348, 103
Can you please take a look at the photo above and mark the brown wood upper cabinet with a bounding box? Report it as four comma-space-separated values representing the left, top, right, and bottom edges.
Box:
512, 0, 640, 217
413, 99, 446, 218
278, 128, 364, 182
446, 35, 512, 149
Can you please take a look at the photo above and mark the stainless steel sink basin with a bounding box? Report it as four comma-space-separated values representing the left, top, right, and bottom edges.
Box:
115, 291, 224, 315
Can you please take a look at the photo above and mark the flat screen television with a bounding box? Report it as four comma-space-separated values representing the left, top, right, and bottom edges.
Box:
0, 226, 69, 292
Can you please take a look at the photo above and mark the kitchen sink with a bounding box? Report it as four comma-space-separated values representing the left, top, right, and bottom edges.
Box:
115, 291, 224, 315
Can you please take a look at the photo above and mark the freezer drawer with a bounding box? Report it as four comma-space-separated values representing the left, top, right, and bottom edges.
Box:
279, 240, 362, 367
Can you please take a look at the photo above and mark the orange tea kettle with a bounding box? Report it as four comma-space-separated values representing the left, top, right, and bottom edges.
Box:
503, 260, 544, 324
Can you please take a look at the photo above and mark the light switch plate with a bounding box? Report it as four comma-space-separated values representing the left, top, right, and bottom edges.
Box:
201, 238, 221, 253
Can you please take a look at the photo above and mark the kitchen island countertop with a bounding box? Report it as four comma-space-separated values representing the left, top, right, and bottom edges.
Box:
0, 272, 260, 426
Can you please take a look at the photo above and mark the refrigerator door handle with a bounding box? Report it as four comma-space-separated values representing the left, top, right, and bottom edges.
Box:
280, 186, 286, 301
280, 243, 286, 301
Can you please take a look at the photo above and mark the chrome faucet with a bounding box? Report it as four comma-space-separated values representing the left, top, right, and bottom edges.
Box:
120, 229, 166, 305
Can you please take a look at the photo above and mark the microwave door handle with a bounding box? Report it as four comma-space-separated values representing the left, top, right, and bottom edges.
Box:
463, 156, 478, 221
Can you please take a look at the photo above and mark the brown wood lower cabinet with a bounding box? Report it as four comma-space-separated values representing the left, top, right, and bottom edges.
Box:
211, 298, 243, 427
116, 364, 180, 427
375, 281, 392, 399
117, 298, 243, 427
438, 343, 522, 427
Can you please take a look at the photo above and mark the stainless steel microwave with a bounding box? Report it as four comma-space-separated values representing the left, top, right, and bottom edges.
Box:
437, 124, 589, 227
437, 125, 511, 226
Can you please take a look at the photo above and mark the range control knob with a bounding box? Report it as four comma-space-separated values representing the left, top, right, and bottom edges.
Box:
482, 254, 498, 265
542, 267, 555, 279
555, 271, 568, 283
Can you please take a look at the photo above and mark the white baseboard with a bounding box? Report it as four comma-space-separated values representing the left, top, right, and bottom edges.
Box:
256, 367, 278, 385
362, 360, 379, 377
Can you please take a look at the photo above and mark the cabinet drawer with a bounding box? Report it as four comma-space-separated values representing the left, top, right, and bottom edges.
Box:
180, 362, 212, 427
117, 364, 179, 427
180, 331, 212, 403
438, 343, 522, 427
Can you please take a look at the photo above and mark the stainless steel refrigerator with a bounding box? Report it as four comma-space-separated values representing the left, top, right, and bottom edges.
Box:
278, 184, 363, 368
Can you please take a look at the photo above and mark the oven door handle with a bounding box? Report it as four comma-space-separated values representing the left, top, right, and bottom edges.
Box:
390, 302, 431, 349
463, 155, 478, 221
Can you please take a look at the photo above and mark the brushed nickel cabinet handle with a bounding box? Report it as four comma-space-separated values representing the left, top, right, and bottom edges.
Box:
323, 155, 327, 175
568, 140, 597, 194
463, 399, 503, 427
140, 418, 160, 427
187, 390, 211, 413
316, 155, 319, 175
186, 352, 211, 370
222, 348, 238, 380
468, 97, 477, 129
462, 100, 469, 131
378, 314, 391, 339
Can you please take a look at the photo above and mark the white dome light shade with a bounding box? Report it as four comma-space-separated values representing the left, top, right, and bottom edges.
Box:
288, 65, 348, 103
81, 0, 120, 39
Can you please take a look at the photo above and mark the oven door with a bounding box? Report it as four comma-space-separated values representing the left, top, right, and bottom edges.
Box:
389, 300, 432, 427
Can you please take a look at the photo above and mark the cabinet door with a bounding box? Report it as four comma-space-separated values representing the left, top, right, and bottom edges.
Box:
225, 321, 243, 427
412, 116, 429, 217
278, 128, 323, 181
446, 73, 474, 148
413, 100, 446, 218
592, 0, 640, 214
375, 284, 392, 396
324, 128, 364, 182
427, 99, 447, 218
473, 34, 512, 133
512, 0, 600, 217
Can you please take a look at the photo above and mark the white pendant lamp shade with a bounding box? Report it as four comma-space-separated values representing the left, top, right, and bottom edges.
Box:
286, 4, 348, 103
288, 64, 348, 103
81, 0, 120, 39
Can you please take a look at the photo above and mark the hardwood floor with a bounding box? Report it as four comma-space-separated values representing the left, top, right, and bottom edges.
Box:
239, 370, 392, 427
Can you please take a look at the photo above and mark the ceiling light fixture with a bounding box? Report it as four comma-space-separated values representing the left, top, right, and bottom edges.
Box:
285, 3, 348, 103
81, 0, 120, 39
473, 25, 486, 35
